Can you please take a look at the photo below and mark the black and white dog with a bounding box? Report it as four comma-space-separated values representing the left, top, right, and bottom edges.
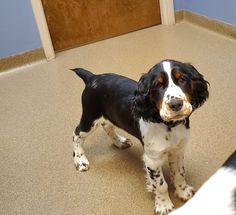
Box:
71, 60, 209, 215
169, 151, 236, 215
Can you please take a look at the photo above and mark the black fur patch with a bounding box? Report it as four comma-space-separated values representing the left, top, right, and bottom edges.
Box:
160, 178, 164, 186
147, 167, 161, 180
222, 151, 236, 169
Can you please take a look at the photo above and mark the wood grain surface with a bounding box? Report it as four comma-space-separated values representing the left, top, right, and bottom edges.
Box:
42, 0, 161, 51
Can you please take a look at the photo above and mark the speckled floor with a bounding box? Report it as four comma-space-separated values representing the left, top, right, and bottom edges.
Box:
1, 21, 236, 215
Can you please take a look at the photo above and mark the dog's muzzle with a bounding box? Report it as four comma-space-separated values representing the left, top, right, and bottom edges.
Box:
160, 97, 192, 121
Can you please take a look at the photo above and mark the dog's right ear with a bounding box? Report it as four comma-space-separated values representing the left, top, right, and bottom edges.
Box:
137, 74, 151, 96
133, 73, 157, 120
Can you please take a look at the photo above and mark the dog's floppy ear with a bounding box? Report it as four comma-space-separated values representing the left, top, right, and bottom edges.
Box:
137, 73, 151, 96
185, 63, 209, 109
133, 73, 158, 120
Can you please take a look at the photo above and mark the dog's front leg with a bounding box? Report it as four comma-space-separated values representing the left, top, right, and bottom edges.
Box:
144, 153, 174, 215
168, 148, 195, 202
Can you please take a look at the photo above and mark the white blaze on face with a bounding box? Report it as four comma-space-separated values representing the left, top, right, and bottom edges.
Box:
162, 61, 185, 100
160, 61, 192, 121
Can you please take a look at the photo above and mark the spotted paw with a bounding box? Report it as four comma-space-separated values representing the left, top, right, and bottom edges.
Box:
175, 184, 195, 202
73, 153, 90, 172
154, 202, 174, 215
154, 194, 174, 215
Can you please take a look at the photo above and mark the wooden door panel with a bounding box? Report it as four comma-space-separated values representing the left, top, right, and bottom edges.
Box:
42, 0, 161, 51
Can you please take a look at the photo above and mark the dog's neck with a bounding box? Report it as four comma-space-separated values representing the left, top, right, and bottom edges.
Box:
163, 117, 190, 131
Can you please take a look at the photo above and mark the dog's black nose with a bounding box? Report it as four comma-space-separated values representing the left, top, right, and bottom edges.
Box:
168, 98, 183, 111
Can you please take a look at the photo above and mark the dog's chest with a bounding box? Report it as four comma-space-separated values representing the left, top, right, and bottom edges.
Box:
139, 118, 190, 154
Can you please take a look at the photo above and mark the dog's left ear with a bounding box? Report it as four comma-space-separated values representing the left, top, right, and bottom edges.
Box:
185, 63, 209, 109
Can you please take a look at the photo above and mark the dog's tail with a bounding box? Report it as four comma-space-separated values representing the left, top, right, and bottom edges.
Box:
71, 68, 94, 84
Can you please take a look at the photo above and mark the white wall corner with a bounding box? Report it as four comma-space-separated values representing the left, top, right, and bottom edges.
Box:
31, 0, 55, 61
160, 0, 176, 25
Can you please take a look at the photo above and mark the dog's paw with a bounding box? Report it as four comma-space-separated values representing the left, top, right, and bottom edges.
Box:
73, 152, 90, 172
175, 184, 195, 202
120, 138, 133, 149
154, 202, 174, 215
154, 194, 174, 215
114, 136, 132, 149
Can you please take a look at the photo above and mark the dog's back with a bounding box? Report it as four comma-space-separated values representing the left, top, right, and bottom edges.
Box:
72, 68, 141, 139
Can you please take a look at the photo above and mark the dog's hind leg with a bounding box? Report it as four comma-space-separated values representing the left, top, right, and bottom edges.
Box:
101, 121, 132, 149
73, 115, 100, 171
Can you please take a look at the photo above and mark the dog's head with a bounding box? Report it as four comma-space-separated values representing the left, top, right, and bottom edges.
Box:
134, 60, 209, 122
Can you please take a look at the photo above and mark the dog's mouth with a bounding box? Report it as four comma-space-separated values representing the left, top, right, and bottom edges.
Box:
161, 112, 190, 122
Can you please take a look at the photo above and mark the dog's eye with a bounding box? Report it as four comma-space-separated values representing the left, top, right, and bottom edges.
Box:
178, 76, 187, 85
154, 75, 164, 89
155, 81, 163, 88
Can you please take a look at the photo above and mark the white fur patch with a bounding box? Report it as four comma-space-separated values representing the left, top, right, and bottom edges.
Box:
169, 167, 236, 215
163, 61, 172, 75
162, 61, 177, 87
139, 118, 190, 156
155, 192, 174, 214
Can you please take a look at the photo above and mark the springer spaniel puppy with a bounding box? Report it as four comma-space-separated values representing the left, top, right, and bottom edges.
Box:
169, 151, 236, 215
71, 60, 209, 215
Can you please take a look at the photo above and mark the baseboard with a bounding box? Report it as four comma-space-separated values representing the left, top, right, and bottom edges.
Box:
0, 48, 45, 72
175, 10, 236, 39
175, 10, 184, 23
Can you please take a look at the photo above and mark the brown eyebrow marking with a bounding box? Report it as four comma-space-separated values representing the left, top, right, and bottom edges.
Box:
173, 70, 182, 79
156, 73, 164, 84
185, 93, 192, 103
156, 100, 163, 111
